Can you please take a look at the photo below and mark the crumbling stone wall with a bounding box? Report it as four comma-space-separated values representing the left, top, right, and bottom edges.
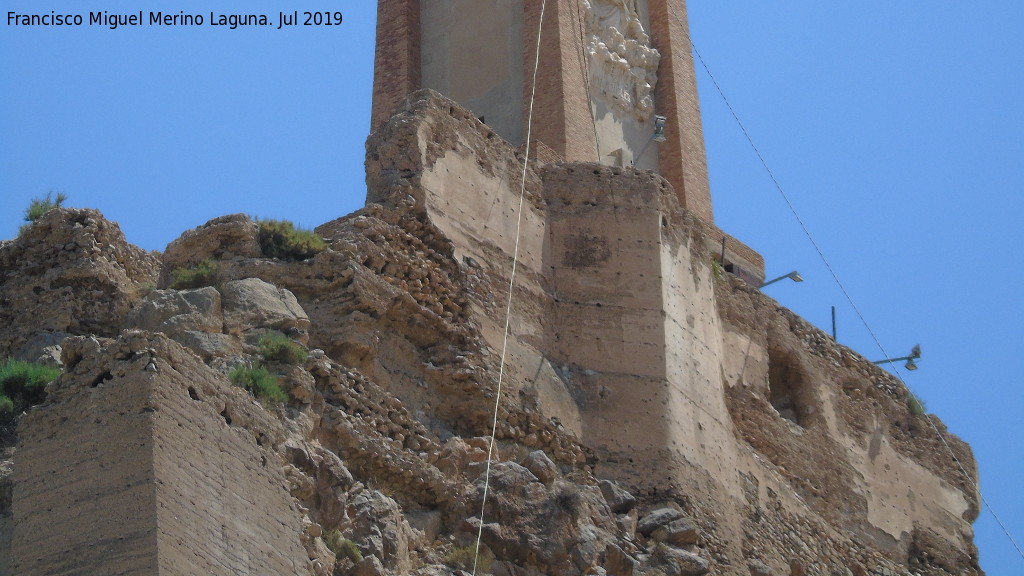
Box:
365, 89, 587, 444
544, 164, 676, 488
365, 91, 981, 575
7, 333, 310, 575
0, 207, 160, 361
715, 276, 981, 573
0, 91, 981, 576
8, 335, 161, 576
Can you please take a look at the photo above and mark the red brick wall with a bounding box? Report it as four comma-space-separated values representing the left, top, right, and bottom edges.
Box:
370, 0, 730, 239
371, 0, 421, 130
522, 0, 598, 163
709, 226, 766, 281
648, 0, 714, 225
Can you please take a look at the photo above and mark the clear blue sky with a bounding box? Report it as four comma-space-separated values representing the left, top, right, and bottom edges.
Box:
2, 2, 1021, 572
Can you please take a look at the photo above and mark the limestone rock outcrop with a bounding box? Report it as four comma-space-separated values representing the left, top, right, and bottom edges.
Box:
161, 212, 263, 272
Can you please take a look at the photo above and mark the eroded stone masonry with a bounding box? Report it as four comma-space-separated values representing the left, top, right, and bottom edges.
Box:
0, 91, 981, 576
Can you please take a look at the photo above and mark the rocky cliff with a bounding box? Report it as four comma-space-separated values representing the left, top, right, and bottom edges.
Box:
0, 91, 980, 576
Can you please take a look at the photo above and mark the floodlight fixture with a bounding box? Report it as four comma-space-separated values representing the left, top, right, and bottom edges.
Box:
759, 271, 803, 289
652, 115, 667, 143
634, 115, 669, 165
873, 345, 922, 371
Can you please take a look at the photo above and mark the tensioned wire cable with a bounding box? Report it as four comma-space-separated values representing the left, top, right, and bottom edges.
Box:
472, 0, 547, 574
688, 36, 1024, 562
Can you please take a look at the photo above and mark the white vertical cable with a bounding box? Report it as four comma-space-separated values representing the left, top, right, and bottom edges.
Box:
690, 37, 1024, 563
472, 0, 548, 574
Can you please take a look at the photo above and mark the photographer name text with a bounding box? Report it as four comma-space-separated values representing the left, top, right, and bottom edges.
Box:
7, 10, 343, 30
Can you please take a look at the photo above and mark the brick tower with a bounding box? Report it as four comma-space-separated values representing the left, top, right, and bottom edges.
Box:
371, 0, 763, 279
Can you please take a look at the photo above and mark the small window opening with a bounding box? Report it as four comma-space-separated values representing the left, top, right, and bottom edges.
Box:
767, 347, 813, 428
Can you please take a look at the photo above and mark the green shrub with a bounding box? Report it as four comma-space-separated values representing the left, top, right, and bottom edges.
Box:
908, 393, 927, 416
228, 364, 288, 403
0, 359, 61, 420
257, 219, 327, 261
24, 191, 67, 223
323, 530, 362, 563
0, 360, 60, 398
257, 332, 308, 365
19, 191, 68, 234
169, 259, 219, 290
710, 258, 725, 281
445, 545, 491, 572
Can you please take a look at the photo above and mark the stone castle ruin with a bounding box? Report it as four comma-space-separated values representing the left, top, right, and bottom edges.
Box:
373, 0, 762, 280
0, 1, 982, 575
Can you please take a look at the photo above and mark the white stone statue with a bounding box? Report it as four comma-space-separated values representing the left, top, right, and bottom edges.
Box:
583, 0, 660, 121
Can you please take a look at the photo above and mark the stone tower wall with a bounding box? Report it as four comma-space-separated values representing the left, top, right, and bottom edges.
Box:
364, 92, 980, 571
420, 0, 526, 145
5, 333, 310, 576
371, 0, 719, 227
8, 345, 160, 576
148, 342, 309, 575
544, 165, 675, 486
541, 163, 749, 539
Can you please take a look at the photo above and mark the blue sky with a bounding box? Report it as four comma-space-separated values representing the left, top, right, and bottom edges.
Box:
2, 2, 1021, 572
690, 3, 1024, 573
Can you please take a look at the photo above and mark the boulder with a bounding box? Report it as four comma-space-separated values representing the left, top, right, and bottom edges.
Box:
221, 278, 310, 343
284, 440, 355, 529
598, 480, 636, 514
435, 437, 489, 478
162, 213, 262, 272
127, 287, 223, 335
352, 555, 386, 576
605, 543, 637, 576
651, 517, 699, 548
457, 463, 618, 576
747, 558, 772, 576
125, 287, 239, 359
652, 545, 710, 576
313, 446, 355, 528
171, 331, 240, 360
13, 331, 68, 366
637, 507, 684, 536
342, 490, 415, 572
522, 450, 559, 485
